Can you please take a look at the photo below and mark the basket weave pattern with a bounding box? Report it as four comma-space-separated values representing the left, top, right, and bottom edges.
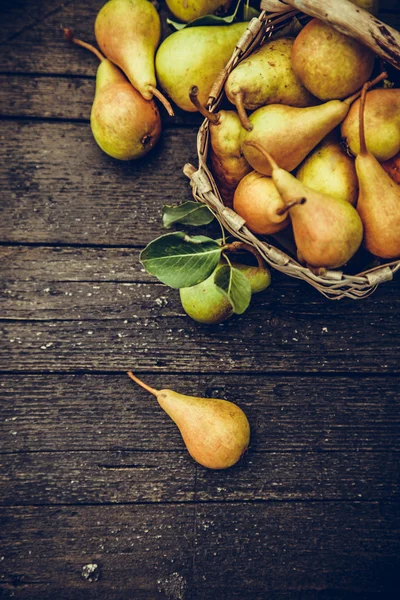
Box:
184, 10, 400, 300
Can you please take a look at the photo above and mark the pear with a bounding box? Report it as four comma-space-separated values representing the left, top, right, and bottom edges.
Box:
233, 171, 290, 235
355, 83, 400, 259
180, 258, 270, 324
127, 372, 250, 469
156, 21, 249, 112
296, 133, 358, 205
225, 37, 316, 130
64, 30, 161, 160
245, 142, 363, 270
341, 88, 400, 162
166, 0, 233, 23
241, 73, 385, 176
291, 19, 375, 101
94, 0, 173, 115
382, 152, 400, 185
189, 86, 251, 206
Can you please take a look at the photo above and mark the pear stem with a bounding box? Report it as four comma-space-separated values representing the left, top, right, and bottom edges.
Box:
189, 86, 219, 125
148, 85, 175, 117
244, 141, 278, 171
127, 372, 159, 397
63, 28, 105, 63
358, 82, 369, 156
276, 197, 306, 216
234, 91, 253, 131
344, 71, 388, 106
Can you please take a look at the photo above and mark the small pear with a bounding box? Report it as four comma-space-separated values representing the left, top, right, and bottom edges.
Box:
156, 22, 249, 112
225, 37, 316, 130
233, 171, 290, 235
245, 142, 363, 269
341, 88, 400, 161
296, 133, 358, 205
64, 30, 161, 160
127, 372, 250, 469
95, 0, 173, 115
291, 19, 375, 101
166, 0, 233, 23
355, 83, 400, 259
189, 86, 251, 206
241, 73, 386, 176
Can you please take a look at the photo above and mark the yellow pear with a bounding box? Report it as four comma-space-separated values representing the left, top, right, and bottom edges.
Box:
127, 372, 250, 469
166, 0, 233, 23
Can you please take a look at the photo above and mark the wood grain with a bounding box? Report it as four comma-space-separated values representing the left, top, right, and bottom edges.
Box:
1, 374, 399, 453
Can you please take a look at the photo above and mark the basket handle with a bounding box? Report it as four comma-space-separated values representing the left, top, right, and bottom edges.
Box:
260, 0, 400, 69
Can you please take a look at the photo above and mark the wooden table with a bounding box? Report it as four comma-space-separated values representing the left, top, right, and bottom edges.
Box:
1, 1, 399, 598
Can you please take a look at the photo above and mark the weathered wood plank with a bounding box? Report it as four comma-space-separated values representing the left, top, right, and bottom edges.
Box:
0, 503, 398, 598
0, 449, 398, 505
1, 374, 399, 452
0, 122, 199, 245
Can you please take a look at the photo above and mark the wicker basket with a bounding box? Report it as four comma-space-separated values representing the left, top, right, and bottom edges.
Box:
183, 0, 400, 300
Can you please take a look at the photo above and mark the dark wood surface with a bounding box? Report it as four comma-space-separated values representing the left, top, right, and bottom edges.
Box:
1, 1, 399, 599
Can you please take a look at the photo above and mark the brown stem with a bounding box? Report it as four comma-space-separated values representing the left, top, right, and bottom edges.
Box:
358, 82, 369, 156
344, 71, 388, 105
189, 86, 219, 124
244, 141, 278, 171
127, 372, 159, 397
148, 85, 174, 117
276, 197, 306, 216
63, 28, 105, 62
223, 241, 265, 270
234, 91, 252, 131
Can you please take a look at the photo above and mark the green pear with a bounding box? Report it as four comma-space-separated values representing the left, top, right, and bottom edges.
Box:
296, 133, 358, 205
156, 22, 249, 112
341, 88, 400, 162
225, 37, 316, 130
291, 19, 375, 101
127, 372, 250, 470
166, 0, 233, 23
95, 0, 173, 114
64, 29, 161, 160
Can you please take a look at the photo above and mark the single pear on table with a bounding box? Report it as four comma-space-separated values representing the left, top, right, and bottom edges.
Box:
127, 372, 250, 469
225, 37, 316, 131
341, 88, 400, 162
233, 171, 291, 235
166, 0, 233, 23
245, 142, 363, 270
296, 133, 358, 206
241, 73, 386, 176
291, 19, 375, 101
156, 21, 249, 112
355, 83, 400, 259
189, 86, 251, 207
64, 29, 161, 160
95, 0, 174, 115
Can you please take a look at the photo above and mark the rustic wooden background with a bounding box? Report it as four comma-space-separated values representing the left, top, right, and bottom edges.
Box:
1, 1, 400, 598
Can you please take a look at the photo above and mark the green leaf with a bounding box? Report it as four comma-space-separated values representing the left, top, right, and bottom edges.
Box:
167, 0, 247, 30
140, 232, 222, 288
162, 201, 214, 229
214, 265, 252, 314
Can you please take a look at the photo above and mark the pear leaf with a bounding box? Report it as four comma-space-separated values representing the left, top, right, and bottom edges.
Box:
167, 0, 251, 30
162, 201, 215, 229
214, 265, 252, 314
140, 232, 222, 288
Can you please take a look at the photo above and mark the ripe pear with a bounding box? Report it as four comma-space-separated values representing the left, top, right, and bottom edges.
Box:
341, 88, 400, 162
296, 133, 358, 205
241, 73, 385, 176
64, 30, 161, 160
355, 84, 400, 259
225, 37, 316, 130
155, 21, 249, 112
127, 372, 250, 469
166, 0, 233, 23
189, 86, 251, 206
95, 0, 173, 115
233, 171, 290, 235
291, 19, 375, 101
245, 142, 363, 269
